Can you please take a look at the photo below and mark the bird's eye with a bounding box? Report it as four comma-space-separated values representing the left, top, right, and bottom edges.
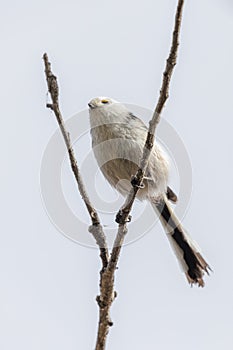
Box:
101, 99, 109, 104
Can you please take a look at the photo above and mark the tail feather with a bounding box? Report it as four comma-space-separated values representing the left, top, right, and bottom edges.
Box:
151, 196, 210, 287
166, 186, 178, 203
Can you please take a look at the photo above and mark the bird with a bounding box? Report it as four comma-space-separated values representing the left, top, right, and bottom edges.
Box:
88, 96, 210, 287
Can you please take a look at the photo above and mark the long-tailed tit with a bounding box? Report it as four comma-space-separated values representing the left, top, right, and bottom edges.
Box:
88, 97, 210, 287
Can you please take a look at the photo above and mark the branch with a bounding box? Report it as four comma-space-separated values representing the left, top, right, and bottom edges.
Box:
42, 53, 109, 269
95, 1, 185, 347
116, 0, 185, 225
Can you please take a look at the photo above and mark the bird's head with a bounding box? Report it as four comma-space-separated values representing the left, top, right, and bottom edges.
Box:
88, 97, 117, 110
88, 96, 130, 127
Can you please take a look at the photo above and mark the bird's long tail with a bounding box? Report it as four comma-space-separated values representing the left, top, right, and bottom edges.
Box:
151, 196, 210, 287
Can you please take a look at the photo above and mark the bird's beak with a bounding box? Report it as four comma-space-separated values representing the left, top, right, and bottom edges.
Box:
88, 102, 95, 109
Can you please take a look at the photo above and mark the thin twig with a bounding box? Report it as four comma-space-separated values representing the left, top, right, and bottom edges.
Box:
43, 53, 109, 269
116, 0, 185, 225
94, 1, 185, 349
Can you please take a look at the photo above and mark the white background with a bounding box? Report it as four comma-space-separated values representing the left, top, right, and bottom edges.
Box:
1, 1, 233, 349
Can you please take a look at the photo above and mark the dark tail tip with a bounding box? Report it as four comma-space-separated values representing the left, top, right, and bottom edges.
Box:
155, 197, 211, 287
172, 227, 211, 287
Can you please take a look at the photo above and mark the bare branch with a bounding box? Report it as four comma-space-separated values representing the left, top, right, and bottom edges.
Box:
116, 0, 185, 225
94, 226, 126, 350
43, 53, 109, 269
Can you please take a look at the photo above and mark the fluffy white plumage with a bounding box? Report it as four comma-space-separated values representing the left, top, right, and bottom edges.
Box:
89, 97, 169, 200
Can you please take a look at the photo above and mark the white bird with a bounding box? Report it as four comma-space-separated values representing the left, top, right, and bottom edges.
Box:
88, 97, 210, 287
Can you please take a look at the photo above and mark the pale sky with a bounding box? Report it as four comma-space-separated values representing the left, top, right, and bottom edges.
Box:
1, 1, 233, 349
